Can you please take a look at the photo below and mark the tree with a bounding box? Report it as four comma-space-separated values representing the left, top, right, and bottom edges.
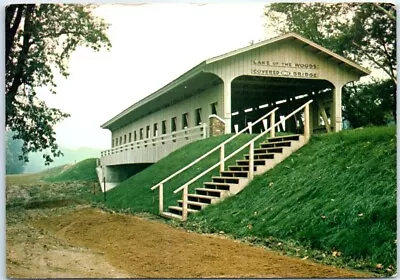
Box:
6, 130, 26, 174
343, 80, 396, 128
265, 3, 396, 83
5, 4, 111, 164
264, 3, 396, 125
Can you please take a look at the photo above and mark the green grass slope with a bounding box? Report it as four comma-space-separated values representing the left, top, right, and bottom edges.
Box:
185, 126, 396, 270
101, 134, 263, 213
44, 158, 98, 182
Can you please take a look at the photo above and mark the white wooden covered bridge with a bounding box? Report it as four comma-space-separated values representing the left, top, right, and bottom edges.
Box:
97, 32, 370, 191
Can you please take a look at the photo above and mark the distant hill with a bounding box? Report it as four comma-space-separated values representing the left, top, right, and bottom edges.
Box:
43, 158, 98, 182
23, 147, 101, 173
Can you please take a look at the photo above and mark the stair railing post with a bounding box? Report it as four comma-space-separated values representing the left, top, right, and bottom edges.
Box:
304, 103, 310, 142
220, 144, 225, 172
249, 141, 254, 180
270, 111, 275, 138
182, 185, 188, 221
158, 183, 163, 214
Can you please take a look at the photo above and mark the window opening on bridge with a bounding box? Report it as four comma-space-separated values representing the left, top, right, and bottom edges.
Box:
115, 138, 118, 146
134, 131, 137, 142
124, 134, 127, 144
162, 120, 167, 134
128, 132, 132, 142
146, 125, 150, 139
171, 117, 177, 132
182, 113, 189, 129
112, 139, 114, 147
195, 108, 202, 125
119, 136, 122, 145
140, 128, 143, 140
211, 102, 218, 115
153, 123, 158, 137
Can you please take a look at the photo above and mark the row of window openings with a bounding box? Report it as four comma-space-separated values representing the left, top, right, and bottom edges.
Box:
112, 103, 218, 147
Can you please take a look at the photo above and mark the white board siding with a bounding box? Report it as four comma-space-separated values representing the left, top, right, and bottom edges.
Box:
204, 40, 360, 87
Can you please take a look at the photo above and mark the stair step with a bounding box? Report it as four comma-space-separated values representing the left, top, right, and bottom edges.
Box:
160, 133, 305, 221
203, 182, 231, 190
268, 134, 301, 142
254, 147, 284, 154
188, 193, 218, 204
244, 153, 275, 160
212, 176, 240, 184
168, 206, 199, 213
178, 200, 209, 210
261, 140, 293, 148
228, 165, 257, 172
220, 170, 249, 178
195, 188, 227, 197
161, 211, 183, 221
237, 159, 266, 166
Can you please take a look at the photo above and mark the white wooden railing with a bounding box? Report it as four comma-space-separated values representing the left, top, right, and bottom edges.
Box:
101, 123, 207, 157
174, 100, 312, 221
150, 107, 279, 215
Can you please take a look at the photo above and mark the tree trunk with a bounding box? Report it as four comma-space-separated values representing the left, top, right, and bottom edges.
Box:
6, 5, 25, 63
6, 4, 35, 123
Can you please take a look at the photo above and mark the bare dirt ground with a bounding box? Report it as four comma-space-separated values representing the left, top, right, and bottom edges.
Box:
7, 205, 130, 278
7, 204, 373, 278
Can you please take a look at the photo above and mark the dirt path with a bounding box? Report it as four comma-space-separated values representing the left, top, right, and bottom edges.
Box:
6, 206, 131, 278
7, 206, 372, 278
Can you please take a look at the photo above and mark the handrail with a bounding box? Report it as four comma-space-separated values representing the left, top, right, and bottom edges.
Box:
173, 100, 313, 194
150, 107, 279, 191
102, 124, 206, 155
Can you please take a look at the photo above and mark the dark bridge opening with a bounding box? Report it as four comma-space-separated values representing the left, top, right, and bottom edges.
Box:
231, 75, 334, 134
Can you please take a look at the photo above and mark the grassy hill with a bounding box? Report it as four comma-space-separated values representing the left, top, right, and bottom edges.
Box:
99, 134, 260, 213
97, 126, 395, 274
6, 158, 98, 186
184, 126, 396, 271
43, 158, 98, 182
23, 147, 101, 174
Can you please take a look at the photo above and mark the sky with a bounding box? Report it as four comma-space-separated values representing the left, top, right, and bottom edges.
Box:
36, 3, 268, 150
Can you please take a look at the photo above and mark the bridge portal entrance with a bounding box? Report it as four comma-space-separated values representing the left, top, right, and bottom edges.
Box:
230, 75, 334, 135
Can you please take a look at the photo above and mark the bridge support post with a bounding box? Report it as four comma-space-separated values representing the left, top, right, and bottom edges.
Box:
332, 85, 343, 132
304, 103, 310, 142
223, 78, 232, 134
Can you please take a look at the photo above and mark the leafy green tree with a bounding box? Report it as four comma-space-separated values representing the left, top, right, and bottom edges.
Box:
343, 80, 396, 128
265, 3, 396, 83
265, 3, 396, 126
6, 130, 26, 174
6, 4, 111, 164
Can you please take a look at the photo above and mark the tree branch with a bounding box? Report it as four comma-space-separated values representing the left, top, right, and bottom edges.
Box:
373, 3, 396, 21
381, 41, 396, 81
352, 40, 397, 84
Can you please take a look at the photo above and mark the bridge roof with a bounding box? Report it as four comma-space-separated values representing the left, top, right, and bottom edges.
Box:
101, 32, 370, 130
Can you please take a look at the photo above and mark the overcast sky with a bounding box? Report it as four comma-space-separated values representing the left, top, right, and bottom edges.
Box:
36, 3, 268, 150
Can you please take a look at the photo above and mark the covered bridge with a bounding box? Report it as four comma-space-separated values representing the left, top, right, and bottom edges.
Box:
97, 32, 370, 189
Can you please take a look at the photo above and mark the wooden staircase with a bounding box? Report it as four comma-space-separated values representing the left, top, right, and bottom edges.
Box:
152, 100, 313, 221
161, 134, 305, 220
